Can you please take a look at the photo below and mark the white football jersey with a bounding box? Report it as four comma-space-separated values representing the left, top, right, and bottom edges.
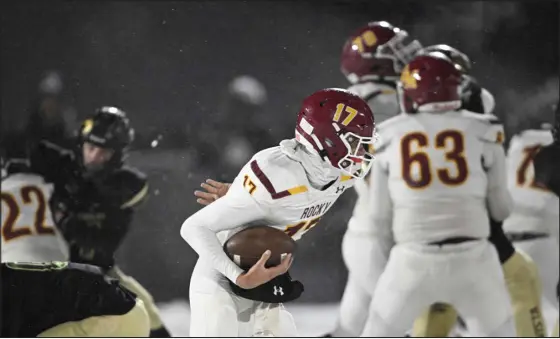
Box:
347, 82, 400, 125
369, 110, 508, 244
503, 129, 559, 236
2, 173, 69, 262
181, 141, 356, 282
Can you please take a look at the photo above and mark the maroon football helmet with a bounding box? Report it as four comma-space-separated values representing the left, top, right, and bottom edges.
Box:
398, 52, 462, 113
295, 88, 376, 178
421, 44, 472, 74
341, 21, 423, 84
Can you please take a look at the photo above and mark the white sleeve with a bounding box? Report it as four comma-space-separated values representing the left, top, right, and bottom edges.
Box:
180, 174, 270, 283
483, 142, 512, 221
368, 155, 393, 243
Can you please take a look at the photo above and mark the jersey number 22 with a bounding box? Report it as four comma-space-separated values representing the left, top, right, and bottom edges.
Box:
1, 185, 55, 242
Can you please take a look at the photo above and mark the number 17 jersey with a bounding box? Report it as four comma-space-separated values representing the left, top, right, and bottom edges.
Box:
373, 110, 506, 244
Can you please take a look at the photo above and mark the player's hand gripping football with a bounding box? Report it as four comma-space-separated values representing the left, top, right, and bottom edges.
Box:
194, 179, 231, 205
235, 250, 293, 290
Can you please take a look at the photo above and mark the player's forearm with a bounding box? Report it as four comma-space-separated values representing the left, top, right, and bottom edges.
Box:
486, 189, 512, 221
485, 145, 512, 221
180, 219, 244, 282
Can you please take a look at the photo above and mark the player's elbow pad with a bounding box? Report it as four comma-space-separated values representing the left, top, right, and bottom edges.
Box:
486, 188, 512, 222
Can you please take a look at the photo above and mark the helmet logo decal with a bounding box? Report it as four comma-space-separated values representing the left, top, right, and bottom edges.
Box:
400, 65, 420, 89
82, 119, 93, 135
333, 103, 358, 126
351, 30, 378, 53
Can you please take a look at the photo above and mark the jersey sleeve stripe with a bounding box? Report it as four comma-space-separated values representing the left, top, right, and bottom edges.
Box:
340, 175, 353, 182
250, 160, 307, 199
120, 183, 149, 209
287, 185, 308, 195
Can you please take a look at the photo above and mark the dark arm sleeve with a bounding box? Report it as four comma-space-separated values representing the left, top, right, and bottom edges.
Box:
488, 218, 515, 264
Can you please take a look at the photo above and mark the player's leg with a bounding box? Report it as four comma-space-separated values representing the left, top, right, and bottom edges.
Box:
38, 299, 150, 337
331, 275, 371, 337
189, 290, 241, 337
500, 249, 548, 336
361, 244, 433, 337
1, 262, 150, 337
107, 266, 171, 337
411, 302, 458, 337
332, 230, 389, 336
252, 302, 297, 337
453, 241, 515, 337
189, 260, 256, 337
514, 237, 559, 336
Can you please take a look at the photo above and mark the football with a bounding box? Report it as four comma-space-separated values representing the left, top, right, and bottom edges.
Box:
224, 226, 297, 270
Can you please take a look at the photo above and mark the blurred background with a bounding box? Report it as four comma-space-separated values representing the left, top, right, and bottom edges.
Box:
1, 0, 558, 335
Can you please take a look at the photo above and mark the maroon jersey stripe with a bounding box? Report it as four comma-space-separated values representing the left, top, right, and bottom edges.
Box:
250, 160, 292, 200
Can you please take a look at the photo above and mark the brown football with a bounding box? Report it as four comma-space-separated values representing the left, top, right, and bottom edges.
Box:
224, 226, 297, 270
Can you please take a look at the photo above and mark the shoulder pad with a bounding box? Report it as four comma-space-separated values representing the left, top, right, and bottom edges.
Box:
480, 88, 495, 114
463, 112, 505, 144
348, 82, 396, 102
38, 140, 75, 159
248, 160, 308, 200
107, 167, 149, 209
373, 114, 407, 153
5, 158, 32, 176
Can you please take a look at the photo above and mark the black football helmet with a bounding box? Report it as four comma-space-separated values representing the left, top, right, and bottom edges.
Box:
78, 106, 134, 174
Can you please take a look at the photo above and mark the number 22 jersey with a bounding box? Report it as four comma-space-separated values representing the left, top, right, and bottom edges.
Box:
2, 172, 68, 262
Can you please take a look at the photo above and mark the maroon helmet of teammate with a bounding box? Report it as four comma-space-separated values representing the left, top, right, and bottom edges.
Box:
398, 52, 463, 114
422, 44, 472, 74
341, 21, 423, 84
295, 88, 376, 178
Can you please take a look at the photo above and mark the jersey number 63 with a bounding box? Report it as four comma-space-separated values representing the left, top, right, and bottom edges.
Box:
400, 130, 468, 189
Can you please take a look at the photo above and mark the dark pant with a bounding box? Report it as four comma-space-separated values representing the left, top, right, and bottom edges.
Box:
1, 262, 137, 337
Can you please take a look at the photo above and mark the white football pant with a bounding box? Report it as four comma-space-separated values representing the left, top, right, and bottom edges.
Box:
189, 259, 297, 337
361, 240, 515, 337
332, 229, 390, 336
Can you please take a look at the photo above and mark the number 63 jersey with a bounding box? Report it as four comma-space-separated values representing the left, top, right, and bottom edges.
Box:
1, 172, 69, 262
371, 110, 509, 244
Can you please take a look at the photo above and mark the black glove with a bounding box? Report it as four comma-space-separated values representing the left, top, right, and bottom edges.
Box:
488, 218, 515, 264
460, 75, 485, 114
228, 271, 304, 303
